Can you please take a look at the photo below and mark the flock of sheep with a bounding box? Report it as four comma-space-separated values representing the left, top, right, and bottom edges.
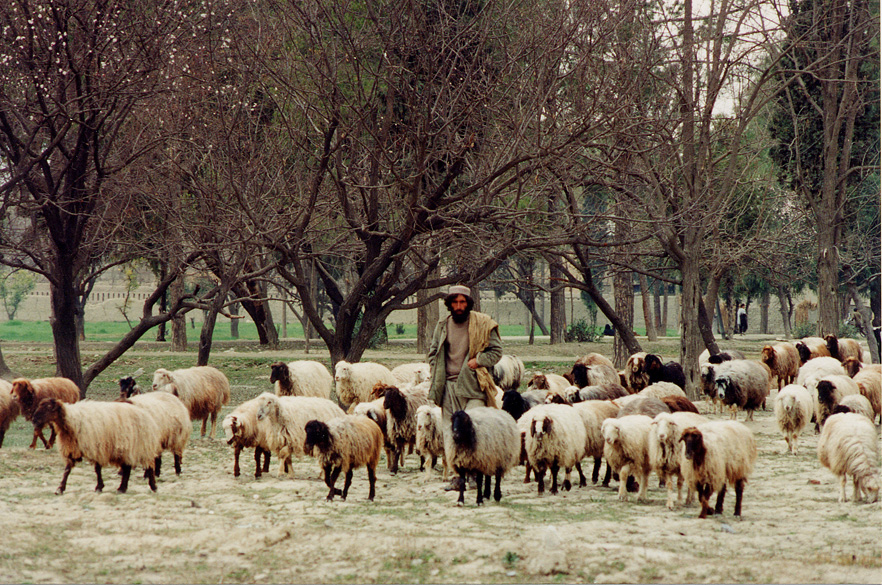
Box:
0, 332, 879, 517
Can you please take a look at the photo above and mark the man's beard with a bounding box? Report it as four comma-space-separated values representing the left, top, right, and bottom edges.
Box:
450, 308, 470, 324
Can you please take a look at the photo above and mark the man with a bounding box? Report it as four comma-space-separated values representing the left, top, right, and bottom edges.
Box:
736, 303, 747, 335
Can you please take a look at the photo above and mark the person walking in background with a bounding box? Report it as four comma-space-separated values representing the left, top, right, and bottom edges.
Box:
736, 303, 748, 335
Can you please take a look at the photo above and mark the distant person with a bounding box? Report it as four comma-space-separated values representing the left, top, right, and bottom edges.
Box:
736, 303, 747, 335
603, 324, 614, 336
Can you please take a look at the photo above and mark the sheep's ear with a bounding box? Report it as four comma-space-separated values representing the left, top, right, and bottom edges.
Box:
530, 420, 537, 437
542, 417, 552, 434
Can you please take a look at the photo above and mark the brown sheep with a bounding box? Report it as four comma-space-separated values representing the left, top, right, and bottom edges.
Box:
761, 343, 800, 391
11, 378, 80, 449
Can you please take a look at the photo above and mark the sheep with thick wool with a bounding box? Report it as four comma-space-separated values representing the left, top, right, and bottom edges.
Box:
645, 354, 686, 389
255, 393, 345, 477
639, 382, 686, 400
523, 404, 588, 495
679, 421, 757, 518
761, 343, 800, 391
834, 395, 875, 421
526, 373, 570, 395
0, 379, 19, 448
415, 404, 447, 480
391, 362, 431, 386
32, 398, 163, 495
602, 415, 654, 502
152, 366, 230, 438
445, 407, 520, 506
565, 383, 628, 404
796, 356, 845, 386
118, 376, 190, 477
649, 411, 707, 509
304, 415, 383, 501
352, 397, 399, 470
570, 363, 620, 389
817, 412, 880, 503
573, 352, 616, 369
796, 337, 832, 364
625, 352, 650, 393
334, 360, 397, 410
383, 384, 430, 474
616, 395, 671, 418
492, 355, 526, 392
851, 365, 881, 423
11, 377, 79, 449
773, 384, 813, 454
223, 398, 272, 478
660, 395, 700, 414
816, 375, 860, 428
824, 335, 863, 363
699, 349, 746, 365
573, 400, 620, 486
713, 360, 771, 421
270, 361, 333, 399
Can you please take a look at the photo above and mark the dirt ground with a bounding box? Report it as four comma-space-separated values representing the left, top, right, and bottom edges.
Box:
0, 341, 880, 584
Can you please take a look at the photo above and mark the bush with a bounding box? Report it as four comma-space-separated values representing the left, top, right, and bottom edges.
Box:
565, 319, 603, 343
792, 322, 816, 339
838, 321, 860, 339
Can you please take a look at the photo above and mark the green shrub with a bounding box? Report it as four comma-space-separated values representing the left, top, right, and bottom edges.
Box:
565, 319, 602, 342
792, 322, 816, 339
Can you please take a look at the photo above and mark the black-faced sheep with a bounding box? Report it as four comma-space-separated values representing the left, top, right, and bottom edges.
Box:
304, 415, 383, 501
334, 360, 397, 410
270, 361, 333, 399
32, 398, 163, 495
625, 352, 649, 393
648, 411, 707, 509
570, 363, 620, 389
773, 384, 813, 454
824, 335, 863, 363
383, 384, 430, 474
492, 355, 526, 392
679, 421, 757, 518
602, 415, 654, 502
415, 404, 447, 480
523, 404, 588, 495
152, 366, 230, 438
817, 412, 880, 503
11, 377, 80, 449
223, 398, 271, 479
851, 364, 881, 423
761, 343, 800, 391
660, 395, 700, 414
445, 407, 520, 506
501, 389, 547, 420
713, 360, 771, 421
816, 375, 860, 428
572, 400, 620, 486
391, 362, 432, 386
0, 379, 20, 448
645, 354, 686, 389
796, 337, 831, 364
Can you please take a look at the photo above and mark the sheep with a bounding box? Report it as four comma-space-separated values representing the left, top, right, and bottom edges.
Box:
773, 384, 814, 454
492, 355, 526, 391
648, 411, 707, 509
815, 375, 860, 428
254, 393, 345, 477
570, 363, 620, 388
713, 360, 771, 421
565, 383, 628, 404
796, 356, 846, 387
761, 343, 800, 391
223, 398, 272, 479
679, 421, 757, 518
796, 337, 831, 364
852, 365, 881, 423
334, 360, 397, 410
835, 394, 875, 421
445, 407, 520, 506
351, 397, 399, 471
119, 376, 190, 478
817, 412, 880, 503
700, 364, 723, 414
699, 348, 746, 365
523, 404, 588, 495
501, 389, 547, 420
824, 335, 863, 363
415, 404, 447, 480
841, 357, 872, 378
625, 352, 649, 393
645, 354, 686, 389
11, 377, 80, 449
573, 400, 620, 486
639, 381, 687, 400
383, 384, 430, 474
270, 361, 333, 399
526, 373, 571, 396
573, 352, 615, 369
601, 415, 654, 501
660, 395, 700, 414
304, 415, 383, 501
616, 395, 671, 418
32, 398, 163, 495
152, 366, 230, 438
0, 379, 20, 448
390, 362, 431, 386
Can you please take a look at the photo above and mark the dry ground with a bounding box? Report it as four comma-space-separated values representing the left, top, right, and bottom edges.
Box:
0, 338, 879, 584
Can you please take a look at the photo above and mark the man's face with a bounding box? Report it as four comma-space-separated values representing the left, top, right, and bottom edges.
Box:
450, 294, 468, 317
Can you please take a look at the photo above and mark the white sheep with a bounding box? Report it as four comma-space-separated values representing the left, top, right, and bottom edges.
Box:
570, 363, 620, 388
304, 415, 384, 501
0, 379, 19, 448
492, 355, 526, 391
11, 377, 80, 449
415, 404, 447, 480
526, 373, 571, 396
254, 393, 345, 477
223, 397, 272, 478
648, 411, 707, 509
334, 360, 397, 409
852, 365, 881, 423
815, 375, 860, 427
713, 360, 771, 421
270, 361, 333, 398
699, 349, 746, 365
523, 404, 588, 495
391, 362, 431, 386
152, 366, 230, 438
773, 384, 814, 454
639, 382, 686, 400
679, 421, 757, 518
383, 384, 431, 474
124, 388, 190, 477
834, 394, 875, 421
796, 356, 845, 387
445, 407, 520, 506
32, 398, 163, 495
817, 412, 880, 503
602, 415, 654, 502
761, 342, 800, 391
572, 400, 620, 486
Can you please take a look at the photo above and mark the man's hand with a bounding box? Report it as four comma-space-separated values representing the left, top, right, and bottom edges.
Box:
468, 357, 479, 370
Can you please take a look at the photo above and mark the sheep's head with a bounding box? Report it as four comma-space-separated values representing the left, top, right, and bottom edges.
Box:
304, 419, 331, 454
223, 415, 239, 444
255, 394, 278, 421
761, 346, 775, 369
371, 382, 395, 400
545, 392, 569, 406
564, 385, 582, 403
269, 362, 289, 386
645, 354, 663, 374
383, 386, 407, 421
527, 374, 548, 390
502, 389, 528, 420
10, 379, 35, 410
152, 369, 173, 391
714, 375, 733, 401
450, 410, 476, 449
816, 380, 837, 408
707, 354, 724, 364
863, 475, 880, 503
679, 427, 705, 467
32, 397, 63, 429
334, 361, 352, 382
570, 363, 589, 388
601, 419, 619, 445
118, 376, 139, 400
416, 405, 435, 433
824, 335, 840, 359
842, 358, 862, 378
796, 343, 812, 364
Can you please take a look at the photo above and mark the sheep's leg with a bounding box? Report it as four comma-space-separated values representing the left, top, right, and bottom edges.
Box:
617, 464, 630, 501
341, 469, 353, 501
602, 462, 612, 487
575, 462, 586, 488
29, 427, 43, 449
94, 463, 104, 492
0, 429, 5, 448
326, 466, 342, 501
475, 472, 485, 506
482, 473, 491, 501
714, 484, 727, 515
200, 418, 208, 438
118, 464, 132, 493
493, 471, 503, 502
46, 426, 58, 449
209, 413, 218, 439
523, 461, 533, 484
550, 463, 560, 495
145, 466, 157, 492
665, 473, 677, 510
535, 463, 547, 494
150, 456, 162, 479
837, 474, 848, 503
636, 470, 648, 501
173, 453, 183, 476
591, 457, 601, 484
367, 465, 377, 501
697, 483, 712, 518
733, 479, 745, 516
852, 475, 862, 503
56, 459, 76, 495
561, 465, 572, 492
419, 454, 426, 472
457, 470, 468, 506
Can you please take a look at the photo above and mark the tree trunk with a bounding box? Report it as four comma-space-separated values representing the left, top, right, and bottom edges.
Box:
470, 285, 481, 313
653, 281, 663, 332
777, 285, 792, 338
171, 276, 187, 351
417, 287, 439, 355
661, 282, 669, 334
760, 289, 770, 334
817, 228, 841, 336
50, 267, 85, 396
0, 343, 15, 379
679, 253, 703, 401
578, 265, 642, 356
613, 267, 634, 369
639, 272, 656, 341
230, 301, 240, 339
549, 264, 566, 344
197, 303, 221, 366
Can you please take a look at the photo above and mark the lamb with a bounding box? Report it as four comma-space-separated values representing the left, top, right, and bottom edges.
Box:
773, 384, 814, 454
270, 361, 333, 399
415, 404, 447, 480
445, 407, 520, 506
492, 355, 526, 391
713, 360, 771, 421
645, 354, 686, 389
523, 404, 588, 495
601, 415, 654, 502
11, 377, 80, 449
501, 389, 547, 420
0, 379, 19, 448
152, 366, 230, 438
616, 395, 670, 418
648, 411, 707, 509
572, 400, 620, 486
639, 381, 686, 400
660, 395, 700, 414
834, 394, 875, 421
334, 360, 397, 410
570, 363, 620, 388
796, 337, 831, 364
761, 343, 800, 391
32, 398, 163, 495
383, 384, 430, 474
816, 412, 880, 503
852, 365, 881, 423
118, 376, 190, 477
625, 352, 649, 393
390, 362, 431, 386
254, 393, 345, 477
526, 373, 571, 395
824, 335, 863, 363
679, 421, 757, 518
565, 383, 628, 404
223, 398, 272, 478
304, 415, 383, 501
815, 375, 860, 427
